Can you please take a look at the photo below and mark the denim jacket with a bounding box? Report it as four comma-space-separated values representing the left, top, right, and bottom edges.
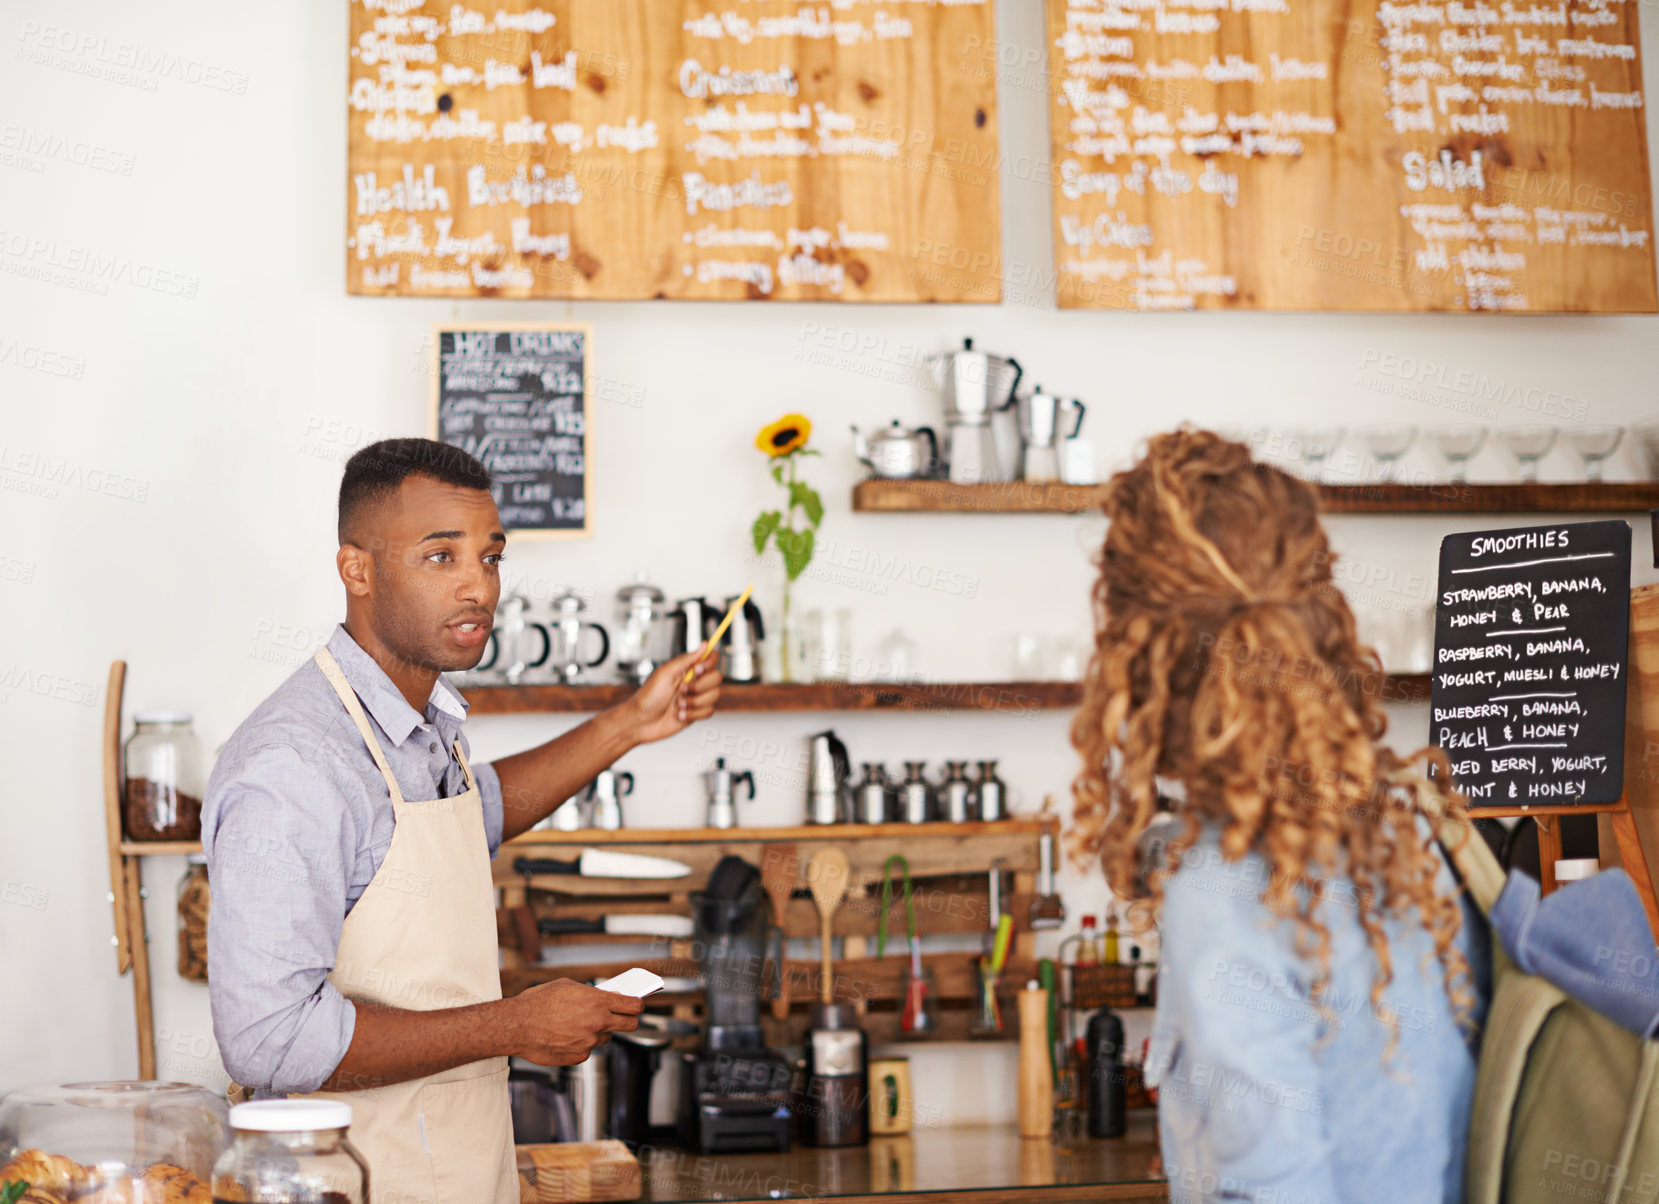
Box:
1145, 824, 1490, 1204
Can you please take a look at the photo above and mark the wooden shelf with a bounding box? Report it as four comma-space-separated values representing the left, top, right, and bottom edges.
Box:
1318, 482, 1659, 514
503, 817, 1053, 847
852, 478, 1659, 515
465, 679, 1084, 715
119, 840, 202, 855
1388, 673, 1430, 703
468, 675, 1431, 714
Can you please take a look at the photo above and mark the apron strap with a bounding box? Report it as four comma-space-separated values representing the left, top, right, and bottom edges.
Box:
452, 736, 478, 795
314, 647, 405, 805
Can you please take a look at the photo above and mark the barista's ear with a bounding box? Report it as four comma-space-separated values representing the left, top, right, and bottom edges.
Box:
338, 543, 373, 597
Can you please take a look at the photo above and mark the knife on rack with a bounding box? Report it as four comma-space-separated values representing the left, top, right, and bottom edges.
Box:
539, 914, 694, 938
511, 850, 692, 880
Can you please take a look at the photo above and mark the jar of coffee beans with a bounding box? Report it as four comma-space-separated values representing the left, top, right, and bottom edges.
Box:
123, 713, 205, 842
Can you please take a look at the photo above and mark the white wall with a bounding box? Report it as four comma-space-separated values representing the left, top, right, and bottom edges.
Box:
2, 0, 1657, 1126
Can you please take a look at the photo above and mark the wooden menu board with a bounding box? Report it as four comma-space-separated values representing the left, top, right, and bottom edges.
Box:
1431, 520, 1631, 806
348, 1, 999, 302
1044, 0, 1658, 311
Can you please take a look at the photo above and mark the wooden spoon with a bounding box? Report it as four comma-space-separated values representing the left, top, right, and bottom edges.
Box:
807, 848, 851, 1005
760, 843, 798, 1020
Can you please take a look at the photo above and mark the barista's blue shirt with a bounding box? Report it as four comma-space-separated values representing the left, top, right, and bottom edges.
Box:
202, 625, 505, 1095
1146, 823, 1490, 1203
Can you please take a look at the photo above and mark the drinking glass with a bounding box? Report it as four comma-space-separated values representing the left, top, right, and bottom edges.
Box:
1285, 426, 1343, 481
1565, 425, 1625, 481
1496, 425, 1559, 482
804, 607, 853, 681
1633, 419, 1659, 480
1012, 633, 1048, 679
1355, 425, 1418, 482
1425, 426, 1488, 482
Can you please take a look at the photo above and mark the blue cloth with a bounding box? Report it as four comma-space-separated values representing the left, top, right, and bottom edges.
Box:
202, 624, 505, 1095
1147, 825, 1490, 1204
1490, 867, 1659, 1038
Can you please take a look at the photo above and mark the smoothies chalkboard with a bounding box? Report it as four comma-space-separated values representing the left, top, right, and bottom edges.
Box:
1431, 520, 1631, 807
429, 323, 591, 538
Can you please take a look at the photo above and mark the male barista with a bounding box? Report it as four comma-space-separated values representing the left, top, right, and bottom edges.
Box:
203, 439, 723, 1204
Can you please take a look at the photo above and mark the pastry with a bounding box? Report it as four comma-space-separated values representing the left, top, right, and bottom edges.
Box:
0, 1149, 87, 1196
140, 1163, 210, 1204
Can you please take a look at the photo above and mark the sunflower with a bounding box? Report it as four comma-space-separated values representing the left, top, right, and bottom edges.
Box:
756, 414, 812, 457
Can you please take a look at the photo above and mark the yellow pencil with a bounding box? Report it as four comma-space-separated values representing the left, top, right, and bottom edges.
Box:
684, 584, 753, 682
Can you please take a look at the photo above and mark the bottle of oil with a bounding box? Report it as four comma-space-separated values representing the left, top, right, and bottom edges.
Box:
1103, 911, 1120, 966
1077, 914, 1100, 964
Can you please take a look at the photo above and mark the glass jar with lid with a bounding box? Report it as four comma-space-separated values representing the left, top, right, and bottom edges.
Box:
213, 1100, 368, 1204
123, 713, 206, 842
0, 1080, 228, 1200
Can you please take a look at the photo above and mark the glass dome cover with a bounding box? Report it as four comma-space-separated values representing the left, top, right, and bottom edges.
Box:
0, 1080, 228, 1202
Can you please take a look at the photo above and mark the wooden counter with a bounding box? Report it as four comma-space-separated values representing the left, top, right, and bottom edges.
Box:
624, 1119, 1166, 1203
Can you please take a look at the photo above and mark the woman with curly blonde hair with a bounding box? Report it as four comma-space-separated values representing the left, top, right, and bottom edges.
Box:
1070, 429, 1489, 1202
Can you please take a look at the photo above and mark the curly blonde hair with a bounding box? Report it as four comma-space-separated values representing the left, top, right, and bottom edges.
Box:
1069, 428, 1474, 1047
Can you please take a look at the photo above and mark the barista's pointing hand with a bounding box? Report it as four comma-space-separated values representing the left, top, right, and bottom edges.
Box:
624, 651, 723, 744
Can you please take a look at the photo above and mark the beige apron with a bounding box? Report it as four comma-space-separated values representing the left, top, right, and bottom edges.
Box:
299, 647, 517, 1204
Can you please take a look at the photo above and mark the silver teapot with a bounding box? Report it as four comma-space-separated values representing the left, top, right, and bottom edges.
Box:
851, 420, 939, 480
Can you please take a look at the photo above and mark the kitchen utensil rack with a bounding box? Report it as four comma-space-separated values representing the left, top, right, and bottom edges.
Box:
495, 819, 1056, 1044
1069, 963, 1142, 1011
851, 479, 1659, 515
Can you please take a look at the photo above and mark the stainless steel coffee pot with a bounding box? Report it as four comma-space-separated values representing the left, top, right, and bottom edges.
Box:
927, 338, 1023, 485
704, 757, 756, 829
720, 592, 766, 684
928, 337, 1023, 424
807, 731, 851, 824
590, 769, 635, 830
1018, 388, 1088, 482
669, 596, 716, 658
851, 421, 939, 480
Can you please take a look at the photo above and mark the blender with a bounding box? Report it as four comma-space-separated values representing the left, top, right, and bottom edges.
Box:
676, 856, 793, 1153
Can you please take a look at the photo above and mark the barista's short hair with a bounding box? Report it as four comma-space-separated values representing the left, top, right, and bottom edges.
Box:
337, 438, 492, 545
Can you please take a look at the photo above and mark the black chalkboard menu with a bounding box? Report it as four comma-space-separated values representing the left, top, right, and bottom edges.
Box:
1432, 520, 1632, 808
428, 324, 591, 537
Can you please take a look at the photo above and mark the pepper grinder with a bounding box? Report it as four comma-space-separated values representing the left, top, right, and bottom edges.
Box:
1018, 982, 1053, 1138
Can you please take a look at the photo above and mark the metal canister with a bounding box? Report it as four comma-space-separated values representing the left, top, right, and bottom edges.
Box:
566, 1049, 608, 1143
856, 764, 890, 824
941, 761, 974, 823
898, 762, 932, 824
975, 761, 1006, 821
